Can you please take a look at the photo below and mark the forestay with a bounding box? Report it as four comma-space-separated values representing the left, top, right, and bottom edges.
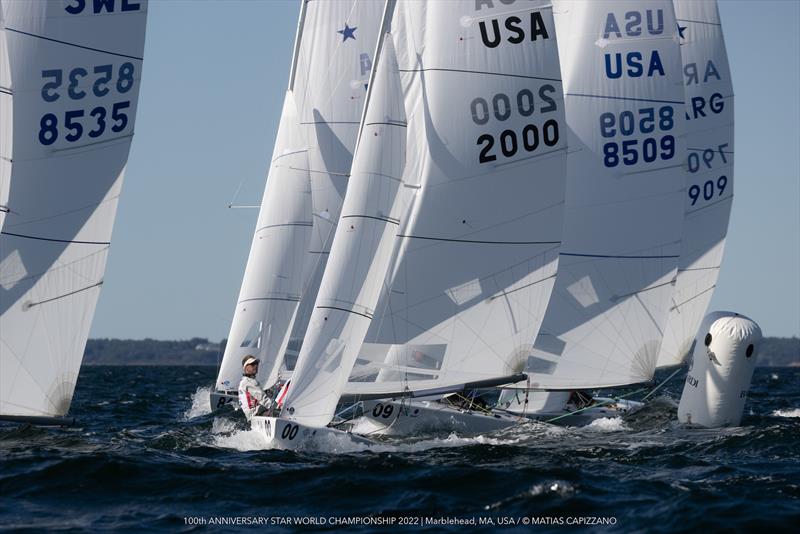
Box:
518, 0, 687, 390
0, 0, 147, 418
340, 0, 568, 402
0, 2, 11, 230
656, 0, 733, 369
215, 1, 383, 393
282, 28, 406, 427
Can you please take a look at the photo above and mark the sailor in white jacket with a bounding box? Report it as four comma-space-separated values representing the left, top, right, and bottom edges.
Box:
238, 355, 273, 421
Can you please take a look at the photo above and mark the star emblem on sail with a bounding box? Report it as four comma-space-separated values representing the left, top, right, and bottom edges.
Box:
338, 23, 357, 42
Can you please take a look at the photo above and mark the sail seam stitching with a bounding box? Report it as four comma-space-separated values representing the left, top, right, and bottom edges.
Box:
5, 28, 144, 61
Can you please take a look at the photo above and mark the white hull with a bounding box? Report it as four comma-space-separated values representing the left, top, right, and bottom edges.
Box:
499, 397, 645, 427
350, 399, 521, 438
210, 391, 238, 412
250, 416, 374, 451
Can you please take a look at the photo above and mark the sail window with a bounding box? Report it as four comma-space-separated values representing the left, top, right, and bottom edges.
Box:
445, 278, 483, 306
533, 334, 566, 357
239, 320, 263, 348
526, 355, 557, 374
567, 276, 600, 307
0, 249, 27, 290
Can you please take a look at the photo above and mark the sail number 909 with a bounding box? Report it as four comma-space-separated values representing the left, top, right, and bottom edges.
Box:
471, 85, 561, 164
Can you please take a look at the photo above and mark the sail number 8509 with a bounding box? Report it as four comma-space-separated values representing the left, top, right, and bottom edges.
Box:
599, 106, 675, 167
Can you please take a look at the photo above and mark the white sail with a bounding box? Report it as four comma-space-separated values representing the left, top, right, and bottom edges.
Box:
655, 0, 733, 368
282, 27, 406, 427
286, 0, 384, 349
214, 91, 312, 392
336, 0, 568, 402
214, 0, 383, 393
517, 0, 687, 390
0, 0, 147, 418
0, 1, 11, 230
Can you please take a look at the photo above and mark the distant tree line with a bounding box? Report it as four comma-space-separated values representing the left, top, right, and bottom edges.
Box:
83, 337, 798, 367
83, 338, 226, 366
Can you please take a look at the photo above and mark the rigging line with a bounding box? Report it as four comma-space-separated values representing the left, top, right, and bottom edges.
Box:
488, 273, 557, 301
642, 365, 684, 401
611, 279, 675, 302
677, 18, 722, 27
24, 281, 104, 310
0, 231, 109, 245
399, 67, 562, 83
299, 121, 360, 125
397, 234, 561, 245
5, 28, 144, 61
364, 121, 407, 128
544, 387, 649, 423
560, 252, 679, 259
634, 293, 664, 337
566, 93, 684, 105
238, 296, 301, 304
316, 305, 373, 320
289, 166, 350, 177
256, 222, 313, 232
678, 265, 720, 273
340, 214, 399, 225
669, 285, 716, 311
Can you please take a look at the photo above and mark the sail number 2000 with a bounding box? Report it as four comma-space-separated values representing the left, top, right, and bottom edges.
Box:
472, 86, 560, 164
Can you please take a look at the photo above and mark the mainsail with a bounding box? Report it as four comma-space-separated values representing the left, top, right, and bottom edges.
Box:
284, 0, 568, 425
281, 23, 406, 427
214, 0, 382, 393
516, 0, 687, 390
655, 0, 733, 368
0, 0, 147, 419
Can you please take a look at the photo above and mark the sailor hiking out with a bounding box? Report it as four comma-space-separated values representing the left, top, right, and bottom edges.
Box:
238, 355, 274, 421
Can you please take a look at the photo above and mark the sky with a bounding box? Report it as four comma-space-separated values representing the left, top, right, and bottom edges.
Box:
89, 0, 800, 341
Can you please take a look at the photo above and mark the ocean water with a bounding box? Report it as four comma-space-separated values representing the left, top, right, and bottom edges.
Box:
1, 366, 798, 532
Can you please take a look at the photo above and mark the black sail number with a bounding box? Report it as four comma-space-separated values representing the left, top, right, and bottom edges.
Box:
478, 120, 560, 164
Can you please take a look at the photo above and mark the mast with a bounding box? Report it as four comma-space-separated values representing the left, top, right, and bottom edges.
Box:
0, 1, 11, 230
0, 0, 148, 418
656, 0, 734, 369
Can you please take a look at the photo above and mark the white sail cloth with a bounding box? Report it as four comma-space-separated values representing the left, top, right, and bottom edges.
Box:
656, 0, 733, 368
282, 32, 406, 426
517, 0, 687, 390
214, 92, 312, 392
0, 0, 147, 417
333, 1, 567, 403
215, 0, 383, 392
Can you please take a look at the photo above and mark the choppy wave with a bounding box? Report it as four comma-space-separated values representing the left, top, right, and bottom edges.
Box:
1, 366, 798, 531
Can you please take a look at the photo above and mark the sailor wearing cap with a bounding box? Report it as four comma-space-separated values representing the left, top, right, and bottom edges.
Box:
238, 355, 273, 421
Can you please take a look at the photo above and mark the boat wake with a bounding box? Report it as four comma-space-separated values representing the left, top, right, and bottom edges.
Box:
183, 386, 213, 420
771, 408, 800, 418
